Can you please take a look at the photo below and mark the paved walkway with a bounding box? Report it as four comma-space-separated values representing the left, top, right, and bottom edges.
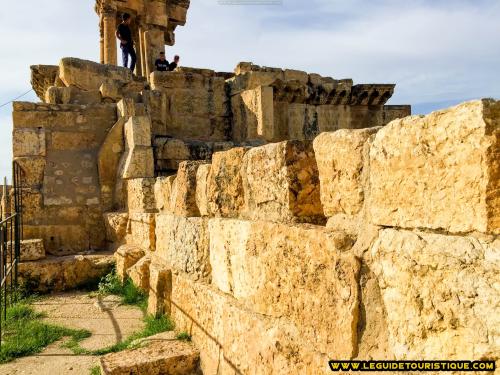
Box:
0, 292, 145, 375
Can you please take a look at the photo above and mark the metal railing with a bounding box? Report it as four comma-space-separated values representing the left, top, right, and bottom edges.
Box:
0, 162, 25, 347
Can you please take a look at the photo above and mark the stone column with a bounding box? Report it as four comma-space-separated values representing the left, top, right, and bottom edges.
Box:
99, 16, 105, 64
144, 28, 165, 78
133, 21, 142, 77
102, 8, 117, 65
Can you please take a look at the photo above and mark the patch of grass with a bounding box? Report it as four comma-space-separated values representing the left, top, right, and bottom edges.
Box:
176, 332, 192, 342
66, 313, 174, 356
90, 365, 102, 375
97, 269, 147, 311
0, 302, 91, 364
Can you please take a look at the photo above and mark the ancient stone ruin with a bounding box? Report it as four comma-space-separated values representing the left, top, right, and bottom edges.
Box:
10, 0, 499, 373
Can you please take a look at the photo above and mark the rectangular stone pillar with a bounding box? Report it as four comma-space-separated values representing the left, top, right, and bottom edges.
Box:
103, 12, 117, 66
144, 28, 165, 78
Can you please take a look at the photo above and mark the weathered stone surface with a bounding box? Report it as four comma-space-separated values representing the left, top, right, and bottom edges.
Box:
209, 218, 359, 358
127, 178, 156, 213
156, 214, 210, 282
126, 213, 156, 251
154, 175, 176, 213
98, 118, 126, 210
370, 99, 500, 234
30, 64, 59, 100
142, 90, 168, 136
45, 86, 101, 105
120, 146, 155, 179
100, 338, 200, 375
127, 254, 151, 292
19, 252, 114, 292
13, 129, 46, 157
13, 157, 46, 187
241, 141, 324, 224
206, 147, 249, 218
195, 164, 211, 217
8, 239, 46, 262
24, 224, 92, 256
115, 244, 146, 282
103, 212, 129, 244
313, 128, 380, 217
370, 228, 500, 361
170, 161, 206, 217
147, 260, 172, 316
171, 273, 330, 375
12, 102, 117, 130
232, 86, 274, 142
59, 58, 132, 91
124, 116, 152, 149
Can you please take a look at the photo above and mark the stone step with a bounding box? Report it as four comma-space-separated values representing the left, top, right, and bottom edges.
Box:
6, 238, 46, 262
18, 251, 114, 292
100, 336, 201, 375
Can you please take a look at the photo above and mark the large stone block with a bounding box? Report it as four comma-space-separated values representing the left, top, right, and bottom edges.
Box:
206, 147, 249, 218
49, 131, 99, 151
59, 57, 132, 91
170, 273, 330, 375
12, 157, 46, 187
170, 161, 206, 217
208, 218, 359, 358
100, 336, 200, 375
24, 224, 91, 256
147, 260, 172, 316
232, 86, 275, 143
115, 244, 145, 282
127, 213, 156, 252
370, 228, 500, 360
45, 86, 101, 105
369, 99, 500, 234
19, 252, 114, 293
241, 141, 324, 224
154, 175, 176, 213
12, 102, 117, 131
127, 178, 156, 213
313, 128, 380, 217
8, 239, 46, 262
103, 212, 129, 244
124, 116, 152, 149
120, 147, 155, 179
127, 254, 151, 292
195, 164, 211, 217
13, 129, 46, 157
155, 214, 210, 282
142, 90, 168, 136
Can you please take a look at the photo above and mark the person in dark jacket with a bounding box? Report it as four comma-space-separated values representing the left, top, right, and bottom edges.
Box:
155, 52, 169, 72
169, 55, 180, 71
116, 13, 136, 72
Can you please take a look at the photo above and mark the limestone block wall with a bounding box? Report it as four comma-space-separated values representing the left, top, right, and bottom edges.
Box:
13, 101, 117, 255
112, 99, 499, 374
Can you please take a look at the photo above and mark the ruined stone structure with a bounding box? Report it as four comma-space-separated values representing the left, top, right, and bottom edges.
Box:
95, 0, 190, 76
10, 1, 499, 374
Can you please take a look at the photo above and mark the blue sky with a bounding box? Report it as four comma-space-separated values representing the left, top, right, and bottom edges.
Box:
1, 0, 499, 179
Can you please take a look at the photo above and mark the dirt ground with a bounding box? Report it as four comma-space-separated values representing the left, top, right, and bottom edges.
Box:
0, 292, 145, 375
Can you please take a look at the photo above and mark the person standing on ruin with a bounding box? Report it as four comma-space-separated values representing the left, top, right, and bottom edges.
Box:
155, 52, 169, 72
116, 13, 136, 72
169, 55, 180, 71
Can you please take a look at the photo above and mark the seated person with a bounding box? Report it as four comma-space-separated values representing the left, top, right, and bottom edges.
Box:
169, 55, 180, 71
154, 52, 169, 71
